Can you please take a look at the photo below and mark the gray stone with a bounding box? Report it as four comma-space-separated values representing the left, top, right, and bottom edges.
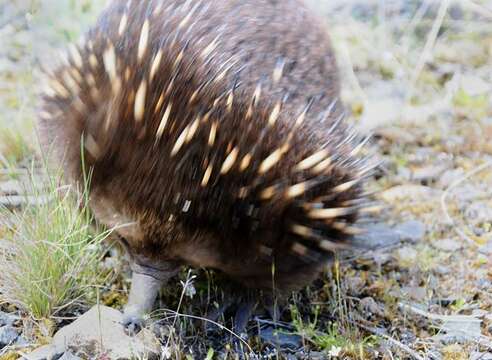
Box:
470, 352, 492, 360
258, 327, 302, 349
437, 168, 465, 189
438, 316, 482, 344
0, 311, 18, 326
432, 238, 462, 252
352, 220, 425, 250
400, 286, 427, 301
479, 241, 492, 255
394, 220, 426, 243
360, 297, 384, 317
21, 345, 62, 360
58, 351, 82, 360
15, 335, 30, 347
26, 305, 161, 360
0, 325, 19, 346
412, 163, 450, 182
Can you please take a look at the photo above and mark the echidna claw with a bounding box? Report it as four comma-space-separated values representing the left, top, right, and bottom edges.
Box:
122, 313, 145, 335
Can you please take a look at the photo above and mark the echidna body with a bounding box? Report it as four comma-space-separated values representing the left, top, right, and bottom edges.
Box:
38, 0, 371, 329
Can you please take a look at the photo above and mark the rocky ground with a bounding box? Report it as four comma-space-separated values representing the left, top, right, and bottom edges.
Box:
0, 0, 491, 359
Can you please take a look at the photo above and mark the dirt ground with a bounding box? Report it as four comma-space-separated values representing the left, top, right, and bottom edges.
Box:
0, 0, 491, 359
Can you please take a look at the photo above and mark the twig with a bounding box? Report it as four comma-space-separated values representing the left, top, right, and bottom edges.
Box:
440, 160, 492, 245
401, 0, 431, 53
406, 0, 450, 104
459, 0, 492, 20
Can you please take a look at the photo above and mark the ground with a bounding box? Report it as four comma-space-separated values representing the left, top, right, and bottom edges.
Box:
0, 0, 491, 359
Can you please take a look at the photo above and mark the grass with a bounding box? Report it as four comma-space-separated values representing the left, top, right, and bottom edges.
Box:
0, 159, 112, 319
0, 125, 34, 166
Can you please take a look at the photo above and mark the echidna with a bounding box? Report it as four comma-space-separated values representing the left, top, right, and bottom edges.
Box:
38, 0, 375, 333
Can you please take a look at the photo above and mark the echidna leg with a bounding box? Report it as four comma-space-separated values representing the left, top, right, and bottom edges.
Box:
233, 298, 257, 336
205, 289, 257, 336
122, 260, 179, 334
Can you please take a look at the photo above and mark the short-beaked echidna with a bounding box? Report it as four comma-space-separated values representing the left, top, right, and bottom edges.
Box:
38, 0, 375, 332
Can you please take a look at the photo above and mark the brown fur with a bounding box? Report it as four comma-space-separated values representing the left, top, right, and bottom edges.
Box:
38, 0, 369, 294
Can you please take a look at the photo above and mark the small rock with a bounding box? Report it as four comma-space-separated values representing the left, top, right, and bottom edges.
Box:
471, 309, 489, 318
352, 220, 425, 250
465, 202, 492, 225
440, 316, 482, 343
258, 327, 302, 350
27, 305, 160, 360
345, 276, 365, 295
394, 220, 426, 243
470, 352, 492, 360
306, 351, 326, 360
353, 223, 400, 249
58, 351, 83, 360
412, 163, 450, 182
459, 75, 491, 96
434, 265, 451, 275
437, 168, 465, 189
453, 184, 485, 202
360, 297, 384, 317
395, 246, 418, 264
400, 286, 427, 301
0, 325, 19, 346
21, 345, 62, 360
0, 180, 23, 195
0, 195, 50, 210
0, 312, 18, 326
432, 238, 462, 252
479, 241, 492, 255
15, 335, 30, 347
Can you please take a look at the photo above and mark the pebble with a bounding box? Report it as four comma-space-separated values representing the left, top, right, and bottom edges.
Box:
27, 305, 160, 359
352, 220, 425, 250
400, 286, 427, 301
258, 327, 302, 350
58, 351, 83, 360
470, 352, 492, 360
432, 238, 462, 252
411, 163, 450, 182
0, 325, 19, 346
0, 311, 18, 326
479, 241, 492, 255
360, 297, 384, 317
437, 168, 464, 189
465, 202, 492, 224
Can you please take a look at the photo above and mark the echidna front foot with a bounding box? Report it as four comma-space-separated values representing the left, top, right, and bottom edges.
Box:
122, 260, 180, 335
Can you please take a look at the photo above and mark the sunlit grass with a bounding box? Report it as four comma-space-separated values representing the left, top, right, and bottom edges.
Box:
0, 159, 112, 319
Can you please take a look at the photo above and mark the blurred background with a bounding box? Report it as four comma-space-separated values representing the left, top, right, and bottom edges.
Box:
0, 0, 491, 359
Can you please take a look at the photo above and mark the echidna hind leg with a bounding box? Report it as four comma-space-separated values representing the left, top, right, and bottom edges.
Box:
205, 289, 258, 336
233, 298, 257, 336
123, 260, 180, 334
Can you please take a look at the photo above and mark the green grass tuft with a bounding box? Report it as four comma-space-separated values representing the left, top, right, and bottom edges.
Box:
0, 160, 111, 319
